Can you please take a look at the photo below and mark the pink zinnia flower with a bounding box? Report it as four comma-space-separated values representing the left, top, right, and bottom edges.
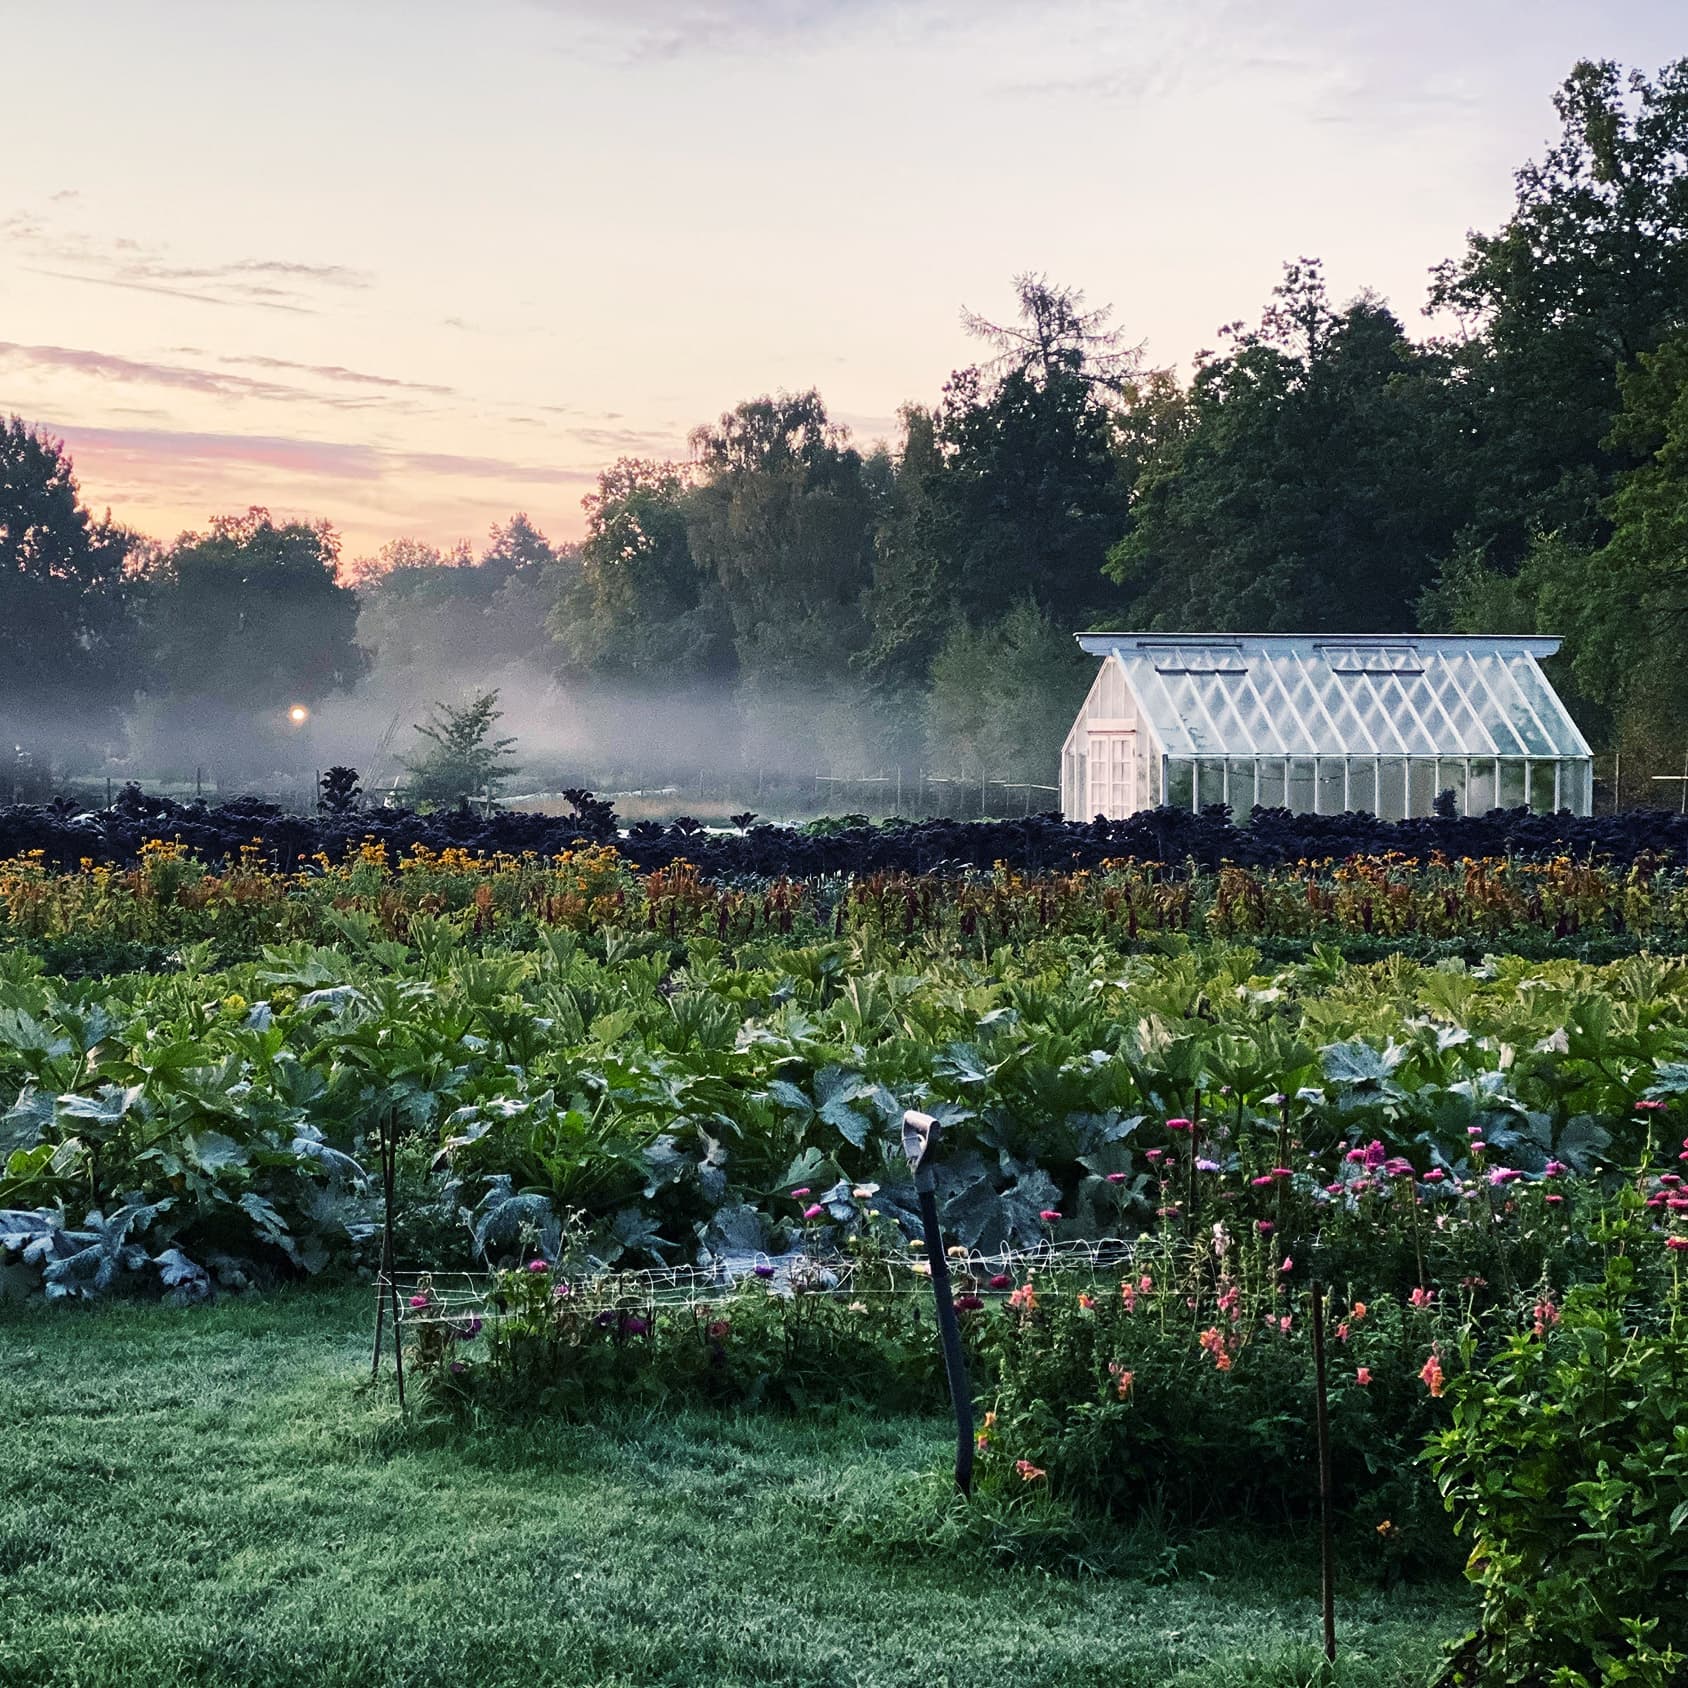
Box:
802, 1203, 824, 1220
790, 1186, 811, 1197
1106, 1170, 1127, 1184
1166, 1117, 1192, 1132
989, 1273, 1011, 1290
1256, 1220, 1275, 1235
1666, 1236, 1688, 1252
526, 1259, 549, 1273
1250, 1174, 1275, 1188
408, 1293, 429, 1309
1039, 1209, 1063, 1222
1635, 1099, 1668, 1112
1542, 1160, 1565, 1178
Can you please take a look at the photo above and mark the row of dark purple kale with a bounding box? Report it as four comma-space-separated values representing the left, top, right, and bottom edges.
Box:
2, 788, 1686, 874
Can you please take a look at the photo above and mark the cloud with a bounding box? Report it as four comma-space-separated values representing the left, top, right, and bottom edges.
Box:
218, 354, 456, 396
523, 0, 1002, 60
0, 340, 332, 402
0, 341, 442, 413
44, 419, 600, 491
4, 213, 372, 313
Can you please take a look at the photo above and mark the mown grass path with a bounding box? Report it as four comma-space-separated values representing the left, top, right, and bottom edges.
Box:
0, 1290, 1462, 1687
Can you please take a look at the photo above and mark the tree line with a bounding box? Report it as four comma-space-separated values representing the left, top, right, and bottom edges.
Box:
4, 58, 1686, 805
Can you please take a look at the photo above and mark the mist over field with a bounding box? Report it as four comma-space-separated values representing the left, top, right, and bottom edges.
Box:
5, 58, 1688, 815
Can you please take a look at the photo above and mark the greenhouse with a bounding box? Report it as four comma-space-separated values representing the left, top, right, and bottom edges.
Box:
1061, 633, 1593, 822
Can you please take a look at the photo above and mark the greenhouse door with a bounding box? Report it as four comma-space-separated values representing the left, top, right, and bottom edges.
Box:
1086, 727, 1137, 819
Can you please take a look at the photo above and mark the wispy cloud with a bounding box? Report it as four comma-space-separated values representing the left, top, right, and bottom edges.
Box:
3, 212, 372, 313
46, 419, 599, 491
0, 341, 420, 411
217, 354, 456, 396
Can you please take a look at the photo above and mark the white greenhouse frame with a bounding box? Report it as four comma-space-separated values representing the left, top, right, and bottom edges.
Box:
1060, 633, 1593, 822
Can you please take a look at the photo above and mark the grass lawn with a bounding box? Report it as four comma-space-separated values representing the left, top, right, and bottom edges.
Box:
0, 1289, 1465, 1688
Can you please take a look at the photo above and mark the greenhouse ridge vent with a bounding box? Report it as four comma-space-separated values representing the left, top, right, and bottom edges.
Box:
1061, 633, 1593, 822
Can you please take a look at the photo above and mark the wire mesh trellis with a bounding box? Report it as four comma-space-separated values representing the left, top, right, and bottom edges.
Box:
386, 1237, 1149, 1331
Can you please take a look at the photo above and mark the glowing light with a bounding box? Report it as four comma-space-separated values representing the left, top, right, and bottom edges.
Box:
288, 705, 309, 724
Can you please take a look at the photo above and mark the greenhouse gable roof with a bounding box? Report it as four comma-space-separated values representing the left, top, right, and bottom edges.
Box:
1074, 634, 1591, 760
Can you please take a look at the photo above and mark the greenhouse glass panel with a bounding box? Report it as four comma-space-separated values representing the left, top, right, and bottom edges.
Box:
1346, 759, 1377, 815
1436, 759, 1467, 815
1166, 759, 1195, 810
1408, 759, 1437, 817
1498, 760, 1527, 809
1288, 758, 1316, 812
1257, 759, 1286, 809
1227, 759, 1258, 811
1197, 759, 1225, 810
1377, 757, 1407, 821
1315, 758, 1345, 814
1530, 761, 1556, 812
1467, 759, 1497, 814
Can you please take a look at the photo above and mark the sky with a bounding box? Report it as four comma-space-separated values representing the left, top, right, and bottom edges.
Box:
1, 0, 1681, 561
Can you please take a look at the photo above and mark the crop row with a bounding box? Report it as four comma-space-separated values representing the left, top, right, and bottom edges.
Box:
5, 787, 1688, 874
4, 840, 1688, 957
2, 930, 1686, 1304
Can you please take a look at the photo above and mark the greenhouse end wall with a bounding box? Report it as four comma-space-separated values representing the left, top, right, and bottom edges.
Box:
1160, 755, 1592, 819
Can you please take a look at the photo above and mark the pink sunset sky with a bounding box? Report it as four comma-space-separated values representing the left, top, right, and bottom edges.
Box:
2, 0, 1680, 561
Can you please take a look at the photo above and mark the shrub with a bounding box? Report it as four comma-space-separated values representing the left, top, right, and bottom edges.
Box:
1429, 1249, 1688, 1686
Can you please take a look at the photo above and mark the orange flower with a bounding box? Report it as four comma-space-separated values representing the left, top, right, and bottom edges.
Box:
1108, 1361, 1135, 1399
1015, 1460, 1047, 1482
1419, 1351, 1446, 1397
1351, 1301, 1368, 1321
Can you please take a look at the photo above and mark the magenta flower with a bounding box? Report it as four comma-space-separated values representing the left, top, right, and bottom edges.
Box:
1543, 1159, 1565, 1178
1423, 1168, 1447, 1183
1256, 1220, 1275, 1235
1166, 1117, 1192, 1132
1362, 1141, 1387, 1170
1488, 1167, 1523, 1186
408, 1293, 430, 1309
1635, 1099, 1668, 1112
1105, 1171, 1127, 1184
1039, 1209, 1063, 1223
753, 1263, 776, 1278
790, 1186, 812, 1198
988, 1272, 1011, 1290
953, 1294, 984, 1312
526, 1259, 549, 1273
802, 1203, 824, 1221
1384, 1157, 1415, 1179
1250, 1175, 1275, 1188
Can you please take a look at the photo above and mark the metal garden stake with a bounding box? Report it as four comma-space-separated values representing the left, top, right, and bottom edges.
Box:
1309, 1279, 1336, 1664
902, 1109, 974, 1496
